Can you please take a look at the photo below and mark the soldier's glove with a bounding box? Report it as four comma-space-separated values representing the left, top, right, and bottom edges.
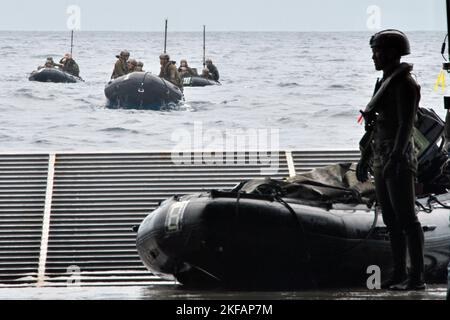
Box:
356, 160, 370, 183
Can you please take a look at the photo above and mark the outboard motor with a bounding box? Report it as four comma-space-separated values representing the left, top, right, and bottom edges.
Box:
440, 0, 450, 151
445, 97, 450, 151
414, 108, 448, 184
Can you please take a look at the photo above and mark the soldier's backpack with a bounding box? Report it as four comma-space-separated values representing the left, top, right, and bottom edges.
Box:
414, 107, 448, 184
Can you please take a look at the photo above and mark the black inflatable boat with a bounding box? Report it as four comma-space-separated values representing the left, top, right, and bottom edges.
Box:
182, 76, 220, 87
29, 68, 83, 83
136, 186, 450, 289
105, 72, 184, 110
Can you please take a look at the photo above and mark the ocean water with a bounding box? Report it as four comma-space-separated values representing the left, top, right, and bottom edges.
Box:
0, 31, 447, 152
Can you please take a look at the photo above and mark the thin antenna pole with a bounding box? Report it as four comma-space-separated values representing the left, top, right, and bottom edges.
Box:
203, 25, 206, 68
164, 19, 168, 53
447, 0, 450, 60
70, 30, 74, 55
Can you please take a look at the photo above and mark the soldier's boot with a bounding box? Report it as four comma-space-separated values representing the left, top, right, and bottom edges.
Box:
381, 231, 408, 289
390, 224, 426, 291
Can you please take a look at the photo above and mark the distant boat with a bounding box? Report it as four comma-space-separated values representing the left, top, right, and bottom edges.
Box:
182, 75, 221, 87
29, 68, 83, 83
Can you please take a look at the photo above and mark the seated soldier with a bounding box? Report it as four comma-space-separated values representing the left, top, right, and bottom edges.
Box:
127, 59, 138, 73
205, 58, 220, 81
178, 59, 197, 78
135, 61, 145, 72
59, 53, 80, 77
38, 57, 61, 70
111, 50, 130, 79
201, 68, 213, 80
159, 53, 183, 90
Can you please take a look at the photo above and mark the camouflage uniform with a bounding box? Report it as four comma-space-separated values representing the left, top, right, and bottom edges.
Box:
206, 62, 220, 81
128, 59, 138, 73
135, 62, 144, 72
60, 58, 80, 77
178, 66, 196, 78
160, 61, 183, 90
370, 67, 419, 175
358, 29, 425, 292
111, 51, 130, 79
178, 60, 197, 78
38, 58, 60, 70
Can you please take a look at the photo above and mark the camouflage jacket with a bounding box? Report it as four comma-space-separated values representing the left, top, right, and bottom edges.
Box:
111, 59, 128, 79
60, 58, 80, 77
207, 64, 220, 81
160, 62, 183, 89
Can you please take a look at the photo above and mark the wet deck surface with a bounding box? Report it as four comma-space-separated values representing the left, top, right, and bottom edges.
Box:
0, 284, 447, 300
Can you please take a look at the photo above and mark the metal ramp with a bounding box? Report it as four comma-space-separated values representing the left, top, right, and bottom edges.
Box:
0, 150, 359, 287
0, 154, 49, 286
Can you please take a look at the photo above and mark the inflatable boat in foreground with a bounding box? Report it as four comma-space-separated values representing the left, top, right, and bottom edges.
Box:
136, 182, 450, 289
105, 72, 184, 110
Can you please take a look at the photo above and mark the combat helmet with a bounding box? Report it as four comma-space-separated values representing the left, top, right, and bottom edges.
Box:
370, 29, 410, 56
160, 53, 170, 60
116, 50, 130, 59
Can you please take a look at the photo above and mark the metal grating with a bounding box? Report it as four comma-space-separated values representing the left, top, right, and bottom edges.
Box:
0, 154, 49, 286
0, 150, 360, 287
43, 151, 288, 286
291, 150, 360, 172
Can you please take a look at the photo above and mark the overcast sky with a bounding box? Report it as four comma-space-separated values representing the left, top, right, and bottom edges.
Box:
0, 0, 446, 32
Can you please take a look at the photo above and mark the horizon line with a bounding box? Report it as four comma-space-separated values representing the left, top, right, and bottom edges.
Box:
0, 29, 446, 33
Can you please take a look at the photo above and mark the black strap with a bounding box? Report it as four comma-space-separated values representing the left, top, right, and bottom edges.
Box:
428, 195, 450, 209
274, 196, 311, 263
364, 63, 413, 115
416, 195, 450, 213
415, 200, 433, 213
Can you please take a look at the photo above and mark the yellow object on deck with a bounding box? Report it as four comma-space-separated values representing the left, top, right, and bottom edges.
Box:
435, 69, 446, 93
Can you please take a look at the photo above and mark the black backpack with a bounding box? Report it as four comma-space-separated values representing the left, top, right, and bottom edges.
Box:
414, 108, 448, 184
